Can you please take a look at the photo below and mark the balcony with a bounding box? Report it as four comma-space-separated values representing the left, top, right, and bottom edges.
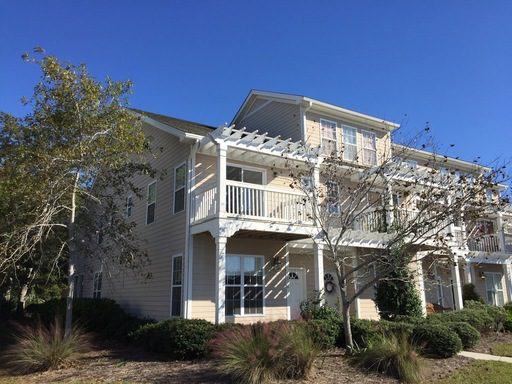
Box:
467, 234, 501, 252
192, 181, 313, 225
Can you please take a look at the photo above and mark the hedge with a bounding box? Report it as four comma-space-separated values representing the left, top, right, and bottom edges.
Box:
412, 323, 462, 358
447, 322, 480, 349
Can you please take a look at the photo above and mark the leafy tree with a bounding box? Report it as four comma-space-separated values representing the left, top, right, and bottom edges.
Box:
0, 49, 156, 334
285, 131, 506, 350
375, 244, 423, 320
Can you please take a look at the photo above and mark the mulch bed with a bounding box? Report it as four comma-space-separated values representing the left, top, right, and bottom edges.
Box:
468, 332, 512, 354
0, 340, 480, 384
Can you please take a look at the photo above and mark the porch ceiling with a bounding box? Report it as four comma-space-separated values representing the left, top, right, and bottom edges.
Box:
232, 229, 310, 242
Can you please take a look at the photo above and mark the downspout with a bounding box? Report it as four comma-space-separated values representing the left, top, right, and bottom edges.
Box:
182, 139, 199, 319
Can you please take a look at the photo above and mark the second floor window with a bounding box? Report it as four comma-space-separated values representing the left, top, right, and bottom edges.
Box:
227, 165, 263, 185
93, 271, 102, 299
362, 130, 377, 166
171, 255, 183, 317
321, 119, 337, 155
146, 181, 156, 224
174, 164, 186, 213
326, 181, 340, 215
343, 126, 357, 161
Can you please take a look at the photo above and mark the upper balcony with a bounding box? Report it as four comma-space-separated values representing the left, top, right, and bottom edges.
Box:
467, 233, 512, 253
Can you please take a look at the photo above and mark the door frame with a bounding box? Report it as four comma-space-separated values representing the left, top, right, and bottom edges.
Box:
287, 267, 306, 320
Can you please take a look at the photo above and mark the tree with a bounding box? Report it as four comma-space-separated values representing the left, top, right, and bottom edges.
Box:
285, 131, 506, 350
374, 243, 424, 320
0, 49, 156, 334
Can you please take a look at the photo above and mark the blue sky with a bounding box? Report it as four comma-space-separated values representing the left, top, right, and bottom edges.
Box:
1, 1, 511, 167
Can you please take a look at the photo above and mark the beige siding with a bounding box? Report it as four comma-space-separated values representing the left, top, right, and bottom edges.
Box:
473, 263, 509, 304
191, 233, 289, 323
305, 111, 391, 165
80, 122, 191, 321
236, 101, 302, 142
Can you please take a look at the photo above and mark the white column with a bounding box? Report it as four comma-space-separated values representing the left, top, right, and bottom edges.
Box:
215, 236, 227, 324
451, 258, 464, 310
415, 257, 427, 316
385, 183, 394, 228
217, 142, 227, 218
313, 242, 324, 300
503, 263, 512, 304
497, 213, 506, 252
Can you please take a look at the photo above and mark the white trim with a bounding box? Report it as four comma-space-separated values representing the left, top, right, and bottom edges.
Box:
170, 254, 183, 317
225, 253, 266, 317
146, 180, 157, 225
320, 118, 338, 155
342, 125, 358, 162
173, 162, 187, 214
125, 194, 133, 218
226, 162, 267, 184
288, 266, 307, 319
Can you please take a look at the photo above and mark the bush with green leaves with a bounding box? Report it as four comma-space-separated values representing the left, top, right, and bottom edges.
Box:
462, 283, 483, 303
380, 320, 416, 337
463, 300, 507, 332
411, 323, 462, 358
27, 298, 152, 339
298, 319, 338, 350
4, 317, 91, 373
447, 322, 480, 349
427, 308, 494, 333
130, 318, 217, 360
209, 321, 319, 383
352, 332, 423, 383
504, 302, 512, 331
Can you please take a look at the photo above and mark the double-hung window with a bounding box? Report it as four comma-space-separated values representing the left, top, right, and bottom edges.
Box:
362, 130, 377, 166
342, 126, 357, 161
326, 181, 340, 215
146, 182, 156, 224
174, 164, 186, 213
93, 271, 102, 299
485, 272, 504, 306
171, 255, 182, 317
225, 255, 264, 316
320, 119, 337, 155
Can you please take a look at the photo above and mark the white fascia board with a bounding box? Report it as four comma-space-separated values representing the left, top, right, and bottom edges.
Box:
140, 115, 204, 142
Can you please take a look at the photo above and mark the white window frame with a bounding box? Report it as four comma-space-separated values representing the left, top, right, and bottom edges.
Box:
174, 163, 187, 214
170, 254, 183, 317
342, 125, 358, 162
326, 181, 340, 215
485, 272, 504, 306
146, 181, 156, 225
92, 270, 102, 299
320, 118, 338, 155
226, 163, 266, 185
361, 130, 377, 166
225, 254, 265, 317
126, 194, 133, 218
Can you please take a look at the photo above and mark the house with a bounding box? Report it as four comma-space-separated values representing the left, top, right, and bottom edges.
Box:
77, 90, 512, 323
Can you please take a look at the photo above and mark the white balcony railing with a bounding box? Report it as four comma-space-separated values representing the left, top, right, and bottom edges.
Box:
467, 234, 501, 253
192, 181, 313, 224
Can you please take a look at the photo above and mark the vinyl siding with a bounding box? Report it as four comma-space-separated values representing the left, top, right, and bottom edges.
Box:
190, 233, 289, 323
236, 101, 302, 142
305, 111, 391, 165
80, 122, 191, 321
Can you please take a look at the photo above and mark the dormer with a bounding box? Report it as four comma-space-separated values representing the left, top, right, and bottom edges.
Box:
232, 90, 399, 167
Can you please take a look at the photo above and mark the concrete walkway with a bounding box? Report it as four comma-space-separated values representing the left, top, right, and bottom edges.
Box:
459, 351, 512, 363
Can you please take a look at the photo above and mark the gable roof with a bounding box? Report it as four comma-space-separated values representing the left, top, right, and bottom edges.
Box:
129, 108, 215, 136
232, 90, 400, 131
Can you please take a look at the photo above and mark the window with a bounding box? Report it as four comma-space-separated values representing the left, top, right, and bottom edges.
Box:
301, 176, 314, 192
326, 181, 340, 215
227, 165, 264, 185
486, 190, 494, 203
171, 255, 182, 317
342, 126, 357, 161
93, 271, 102, 299
73, 274, 83, 298
485, 272, 504, 306
362, 130, 377, 166
405, 160, 417, 169
126, 195, 133, 218
225, 255, 264, 316
320, 119, 337, 155
146, 181, 156, 224
174, 164, 186, 213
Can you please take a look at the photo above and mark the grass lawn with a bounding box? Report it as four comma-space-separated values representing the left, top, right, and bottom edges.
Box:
436, 361, 512, 384
490, 342, 512, 357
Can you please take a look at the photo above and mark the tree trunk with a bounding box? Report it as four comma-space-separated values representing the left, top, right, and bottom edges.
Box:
65, 173, 79, 337
16, 283, 29, 316
341, 297, 353, 351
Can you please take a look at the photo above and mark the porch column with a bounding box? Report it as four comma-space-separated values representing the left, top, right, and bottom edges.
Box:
215, 236, 227, 324
503, 263, 512, 304
451, 257, 464, 310
414, 256, 427, 316
216, 142, 227, 218
385, 183, 394, 228
497, 213, 506, 252
313, 242, 324, 300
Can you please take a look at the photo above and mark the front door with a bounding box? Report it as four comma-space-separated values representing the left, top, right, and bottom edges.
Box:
288, 267, 306, 319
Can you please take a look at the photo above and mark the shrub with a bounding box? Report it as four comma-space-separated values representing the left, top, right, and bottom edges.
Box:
447, 322, 480, 349
27, 298, 152, 339
130, 318, 216, 360
412, 323, 462, 358
299, 319, 337, 350
427, 309, 494, 333
462, 283, 483, 303
380, 321, 415, 337
462, 301, 507, 332
209, 321, 318, 384
352, 332, 423, 383
3, 317, 91, 373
